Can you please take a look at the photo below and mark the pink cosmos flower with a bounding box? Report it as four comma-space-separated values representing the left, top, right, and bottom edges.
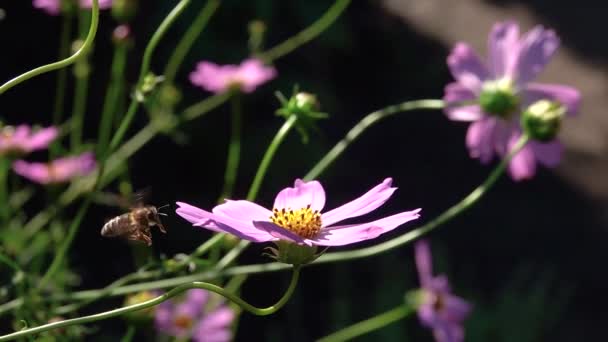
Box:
176, 178, 420, 247
13, 152, 96, 184
155, 289, 234, 342
189, 58, 277, 94
33, 0, 112, 16
0, 125, 58, 156
415, 241, 471, 342
444, 21, 581, 180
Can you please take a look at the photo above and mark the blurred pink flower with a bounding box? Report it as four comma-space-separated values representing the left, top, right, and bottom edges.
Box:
444, 21, 580, 181
33, 0, 112, 15
189, 58, 277, 94
415, 240, 471, 342
13, 152, 96, 184
0, 125, 58, 156
155, 289, 234, 342
176, 178, 420, 246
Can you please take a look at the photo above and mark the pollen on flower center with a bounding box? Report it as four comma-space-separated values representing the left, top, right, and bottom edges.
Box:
270, 204, 322, 239
174, 315, 193, 329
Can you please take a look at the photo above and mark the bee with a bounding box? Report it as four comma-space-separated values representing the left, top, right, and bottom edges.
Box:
100, 192, 168, 246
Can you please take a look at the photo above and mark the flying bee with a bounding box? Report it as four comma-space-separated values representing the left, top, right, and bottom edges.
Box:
100, 191, 169, 246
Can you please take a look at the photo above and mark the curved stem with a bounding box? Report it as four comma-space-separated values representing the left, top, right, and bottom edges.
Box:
315, 134, 530, 263
163, 0, 221, 85
0, 0, 99, 95
316, 305, 414, 342
257, 0, 351, 62
108, 0, 191, 154
51, 13, 73, 127
304, 99, 444, 181
246, 114, 298, 201
219, 94, 243, 201
0, 266, 301, 341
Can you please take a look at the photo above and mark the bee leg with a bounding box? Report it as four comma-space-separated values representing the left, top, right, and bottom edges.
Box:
157, 222, 167, 234
127, 230, 153, 246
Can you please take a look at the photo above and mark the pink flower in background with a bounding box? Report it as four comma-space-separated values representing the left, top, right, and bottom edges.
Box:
189, 58, 277, 94
13, 152, 96, 184
176, 178, 420, 246
0, 125, 58, 156
155, 289, 234, 342
33, 0, 112, 15
415, 240, 471, 342
444, 21, 580, 180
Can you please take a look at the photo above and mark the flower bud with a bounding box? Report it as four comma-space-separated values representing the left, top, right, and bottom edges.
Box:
521, 99, 565, 141
112, 24, 132, 46
124, 291, 157, 321
112, 0, 138, 22
276, 91, 326, 119
478, 78, 519, 118
248, 20, 266, 54
265, 241, 322, 265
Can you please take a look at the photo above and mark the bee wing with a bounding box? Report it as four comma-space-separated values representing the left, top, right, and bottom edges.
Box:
130, 188, 152, 209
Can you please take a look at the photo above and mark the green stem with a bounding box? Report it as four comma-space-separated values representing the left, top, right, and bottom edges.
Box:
0, 266, 301, 341
0, 0, 99, 95
97, 43, 129, 156
246, 114, 298, 201
304, 99, 444, 180
70, 11, 93, 150
107, 0, 192, 156
0, 157, 10, 223
317, 305, 413, 342
163, 0, 221, 85
182, 92, 231, 121
316, 134, 530, 263
52, 13, 73, 126
257, 0, 351, 62
218, 94, 242, 201
120, 325, 136, 342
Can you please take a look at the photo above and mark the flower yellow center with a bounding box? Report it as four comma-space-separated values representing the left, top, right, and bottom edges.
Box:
270, 204, 322, 239
0, 126, 15, 139
174, 315, 193, 329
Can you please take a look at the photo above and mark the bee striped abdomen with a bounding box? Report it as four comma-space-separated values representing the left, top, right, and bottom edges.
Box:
101, 214, 132, 237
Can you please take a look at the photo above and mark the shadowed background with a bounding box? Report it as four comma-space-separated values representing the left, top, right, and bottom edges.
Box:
0, 0, 606, 340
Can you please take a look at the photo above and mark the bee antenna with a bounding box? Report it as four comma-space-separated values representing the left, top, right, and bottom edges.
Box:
158, 213, 168, 217
157, 204, 171, 212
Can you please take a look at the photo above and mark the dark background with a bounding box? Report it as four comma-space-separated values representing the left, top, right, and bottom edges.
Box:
0, 0, 606, 341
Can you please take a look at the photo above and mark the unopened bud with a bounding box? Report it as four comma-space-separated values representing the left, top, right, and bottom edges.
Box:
521, 99, 565, 141
112, 24, 132, 45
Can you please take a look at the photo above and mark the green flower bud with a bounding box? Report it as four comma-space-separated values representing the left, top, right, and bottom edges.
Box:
521, 99, 565, 141
478, 78, 519, 118
264, 241, 323, 266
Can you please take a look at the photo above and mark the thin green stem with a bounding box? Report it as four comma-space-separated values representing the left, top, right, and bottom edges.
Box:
0, 158, 10, 222
304, 99, 444, 181
52, 13, 73, 126
70, 11, 93, 150
218, 94, 242, 201
0, 0, 99, 95
120, 325, 136, 342
182, 92, 231, 121
257, 0, 351, 62
108, 0, 191, 155
97, 43, 128, 155
0, 266, 301, 341
316, 305, 413, 342
315, 134, 531, 263
246, 114, 298, 201
163, 0, 221, 85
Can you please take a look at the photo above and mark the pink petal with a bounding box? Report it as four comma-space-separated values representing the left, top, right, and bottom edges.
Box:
33, 0, 61, 15
487, 21, 520, 78
530, 140, 562, 167
213, 200, 272, 222
466, 117, 513, 164
312, 209, 421, 246
273, 179, 326, 212
524, 83, 581, 116
507, 134, 537, 181
415, 240, 434, 287
513, 26, 559, 85
443, 82, 483, 122
12, 160, 50, 184
439, 294, 472, 323
447, 43, 489, 93
251, 221, 310, 245
175, 202, 274, 242
237, 59, 276, 93
25, 127, 58, 151
321, 178, 396, 227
